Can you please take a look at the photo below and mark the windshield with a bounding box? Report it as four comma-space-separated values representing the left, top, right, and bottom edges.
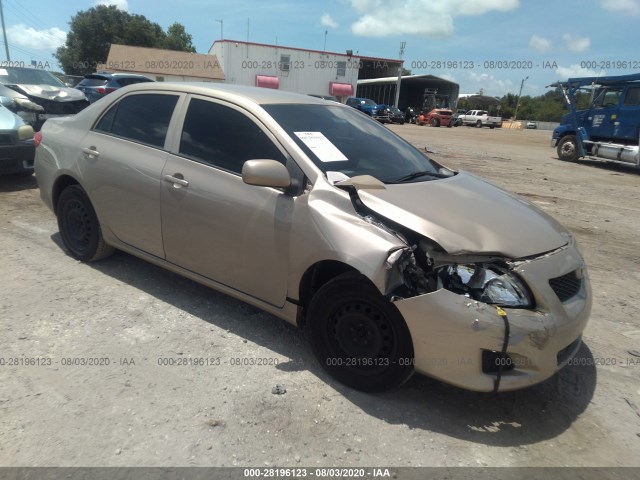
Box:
0, 67, 66, 87
361, 98, 377, 106
264, 104, 447, 183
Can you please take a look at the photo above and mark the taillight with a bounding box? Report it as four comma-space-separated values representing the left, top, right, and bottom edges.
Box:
34, 131, 42, 148
105, 87, 116, 94
97, 87, 105, 94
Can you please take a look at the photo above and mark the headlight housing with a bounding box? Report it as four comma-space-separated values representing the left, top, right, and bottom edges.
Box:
14, 98, 45, 112
440, 264, 533, 308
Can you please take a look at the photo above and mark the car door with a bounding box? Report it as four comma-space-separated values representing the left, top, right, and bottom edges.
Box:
80, 92, 182, 258
161, 96, 293, 307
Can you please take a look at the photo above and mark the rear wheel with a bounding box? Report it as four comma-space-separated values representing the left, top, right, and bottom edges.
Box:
308, 273, 414, 392
557, 135, 579, 162
57, 185, 114, 262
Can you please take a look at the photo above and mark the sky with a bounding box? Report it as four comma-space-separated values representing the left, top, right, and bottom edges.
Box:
1, 0, 639, 97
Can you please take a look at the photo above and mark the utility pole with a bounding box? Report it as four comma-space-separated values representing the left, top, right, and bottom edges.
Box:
514, 76, 529, 121
215, 19, 223, 41
393, 41, 406, 108
0, 0, 10, 62
323, 30, 327, 51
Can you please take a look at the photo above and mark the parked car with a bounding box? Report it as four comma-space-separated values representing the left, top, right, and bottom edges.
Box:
0, 96, 35, 175
458, 110, 502, 128
526, 121, 538, 129
346, 97, 390, 122
386, 106, 405, 124
0, 67, 89, 131
307, 94, 339, 102
451, 112, 463, 127
36, 83, 591, 393
76, 73, 154, 103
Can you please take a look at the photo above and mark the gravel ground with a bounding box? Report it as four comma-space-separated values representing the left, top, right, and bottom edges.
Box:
1, 125, 639, 468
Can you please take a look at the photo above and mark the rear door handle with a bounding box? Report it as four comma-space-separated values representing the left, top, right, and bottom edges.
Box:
82, 147, 99, 159
163, 174, 189, 188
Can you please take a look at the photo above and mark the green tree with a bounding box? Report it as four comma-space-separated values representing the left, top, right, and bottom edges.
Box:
55, 5, 195, 75
164, 23, 196, 52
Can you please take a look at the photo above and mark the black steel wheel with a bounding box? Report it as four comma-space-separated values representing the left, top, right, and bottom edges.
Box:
57, 185, 114, 262
308, 272, 414, 392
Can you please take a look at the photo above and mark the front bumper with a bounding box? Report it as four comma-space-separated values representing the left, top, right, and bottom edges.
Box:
0, 141, 35, 174
394, 244, 591, 392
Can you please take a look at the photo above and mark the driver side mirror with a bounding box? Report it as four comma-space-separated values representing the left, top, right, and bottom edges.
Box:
242, 159, 291, 188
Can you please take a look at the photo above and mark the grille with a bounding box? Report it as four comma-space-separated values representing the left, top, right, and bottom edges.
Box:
31, 98, 90, 115
549, 269, 582, 302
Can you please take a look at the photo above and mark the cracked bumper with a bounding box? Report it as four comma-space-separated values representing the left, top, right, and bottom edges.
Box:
393, 245, 591, 392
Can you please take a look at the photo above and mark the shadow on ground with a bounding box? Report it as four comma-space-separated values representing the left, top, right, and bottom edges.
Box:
0, 173, 37, 192
55, 241, 596, 448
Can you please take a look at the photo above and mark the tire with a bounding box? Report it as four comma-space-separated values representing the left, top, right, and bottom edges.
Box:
557, 135, 579, 162
430, 117, 440, 127
489, 125, 495, 129
57, 185, 114, 262
476, 120, 482, 128
308, 272, 414, 392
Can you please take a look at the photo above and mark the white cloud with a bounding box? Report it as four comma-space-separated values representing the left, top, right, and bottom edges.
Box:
321, 13, 339, 29
350, 0, 519, 37
601, 0, 640, 15
529, 34, 552, 52
6, 24, 66, 50
556, 64, 605, 79
95, 0, 129, 11
562, 34, 590, 52
458, 71, 515, 97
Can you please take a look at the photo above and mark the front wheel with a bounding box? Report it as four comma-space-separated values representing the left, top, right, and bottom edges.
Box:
557, 135, 579, 162
430, 117, 440, 127
476, 120, 482, 128
308, 273, 414, 392
57, 185, 114, 262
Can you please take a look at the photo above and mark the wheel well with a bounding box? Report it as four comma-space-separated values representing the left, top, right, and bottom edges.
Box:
297, 261, 359, 326
52, 175, 80, 215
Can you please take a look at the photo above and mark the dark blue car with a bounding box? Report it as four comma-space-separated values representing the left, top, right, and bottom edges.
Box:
75, 73, 154, 103
346, 97, 390, 122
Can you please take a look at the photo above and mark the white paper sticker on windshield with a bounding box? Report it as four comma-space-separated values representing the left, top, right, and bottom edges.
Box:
0, 69, 7, 76
294, 131, 348, 162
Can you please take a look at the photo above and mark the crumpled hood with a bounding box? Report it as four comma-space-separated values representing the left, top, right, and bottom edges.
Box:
355, 171, 570, 259
11, 84, 87, 102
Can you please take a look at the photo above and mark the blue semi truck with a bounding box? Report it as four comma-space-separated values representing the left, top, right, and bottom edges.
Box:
550, 73, 640, 168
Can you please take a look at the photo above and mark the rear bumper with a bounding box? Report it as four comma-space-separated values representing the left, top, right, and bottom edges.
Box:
394, 244, 591, 392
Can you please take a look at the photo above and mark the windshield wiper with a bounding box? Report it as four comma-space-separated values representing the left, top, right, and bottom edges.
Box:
386, 170, 451, 183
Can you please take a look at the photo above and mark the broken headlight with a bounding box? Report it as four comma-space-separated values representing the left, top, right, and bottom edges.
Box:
440, 264, 532, 308
14, 98, 45, 112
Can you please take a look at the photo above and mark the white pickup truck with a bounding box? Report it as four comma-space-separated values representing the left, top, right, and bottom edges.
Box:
458, 110, 502, 129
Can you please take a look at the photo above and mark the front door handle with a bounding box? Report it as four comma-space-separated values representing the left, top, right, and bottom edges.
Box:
163, 174, 189, 188
82, 147, 99, 159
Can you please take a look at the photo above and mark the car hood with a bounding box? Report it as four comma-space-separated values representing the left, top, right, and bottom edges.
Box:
8, 84, 87, 102
353, 171, 569, 258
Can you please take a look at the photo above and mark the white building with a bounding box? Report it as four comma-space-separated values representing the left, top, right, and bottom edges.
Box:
209, 40, 400, 103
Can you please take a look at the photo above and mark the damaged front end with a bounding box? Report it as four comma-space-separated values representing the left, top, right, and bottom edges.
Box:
385, 236, 590, 392
341, 176, 591, 392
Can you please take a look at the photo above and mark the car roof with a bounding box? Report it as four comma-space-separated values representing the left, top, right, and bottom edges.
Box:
84, 73, 152, 80
121, 82, 333, 105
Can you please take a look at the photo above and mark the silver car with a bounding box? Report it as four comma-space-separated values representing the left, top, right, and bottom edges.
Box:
35, 83, 591, 392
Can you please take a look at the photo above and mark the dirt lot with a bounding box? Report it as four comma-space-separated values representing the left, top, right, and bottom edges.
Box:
1, 125, 639, 468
